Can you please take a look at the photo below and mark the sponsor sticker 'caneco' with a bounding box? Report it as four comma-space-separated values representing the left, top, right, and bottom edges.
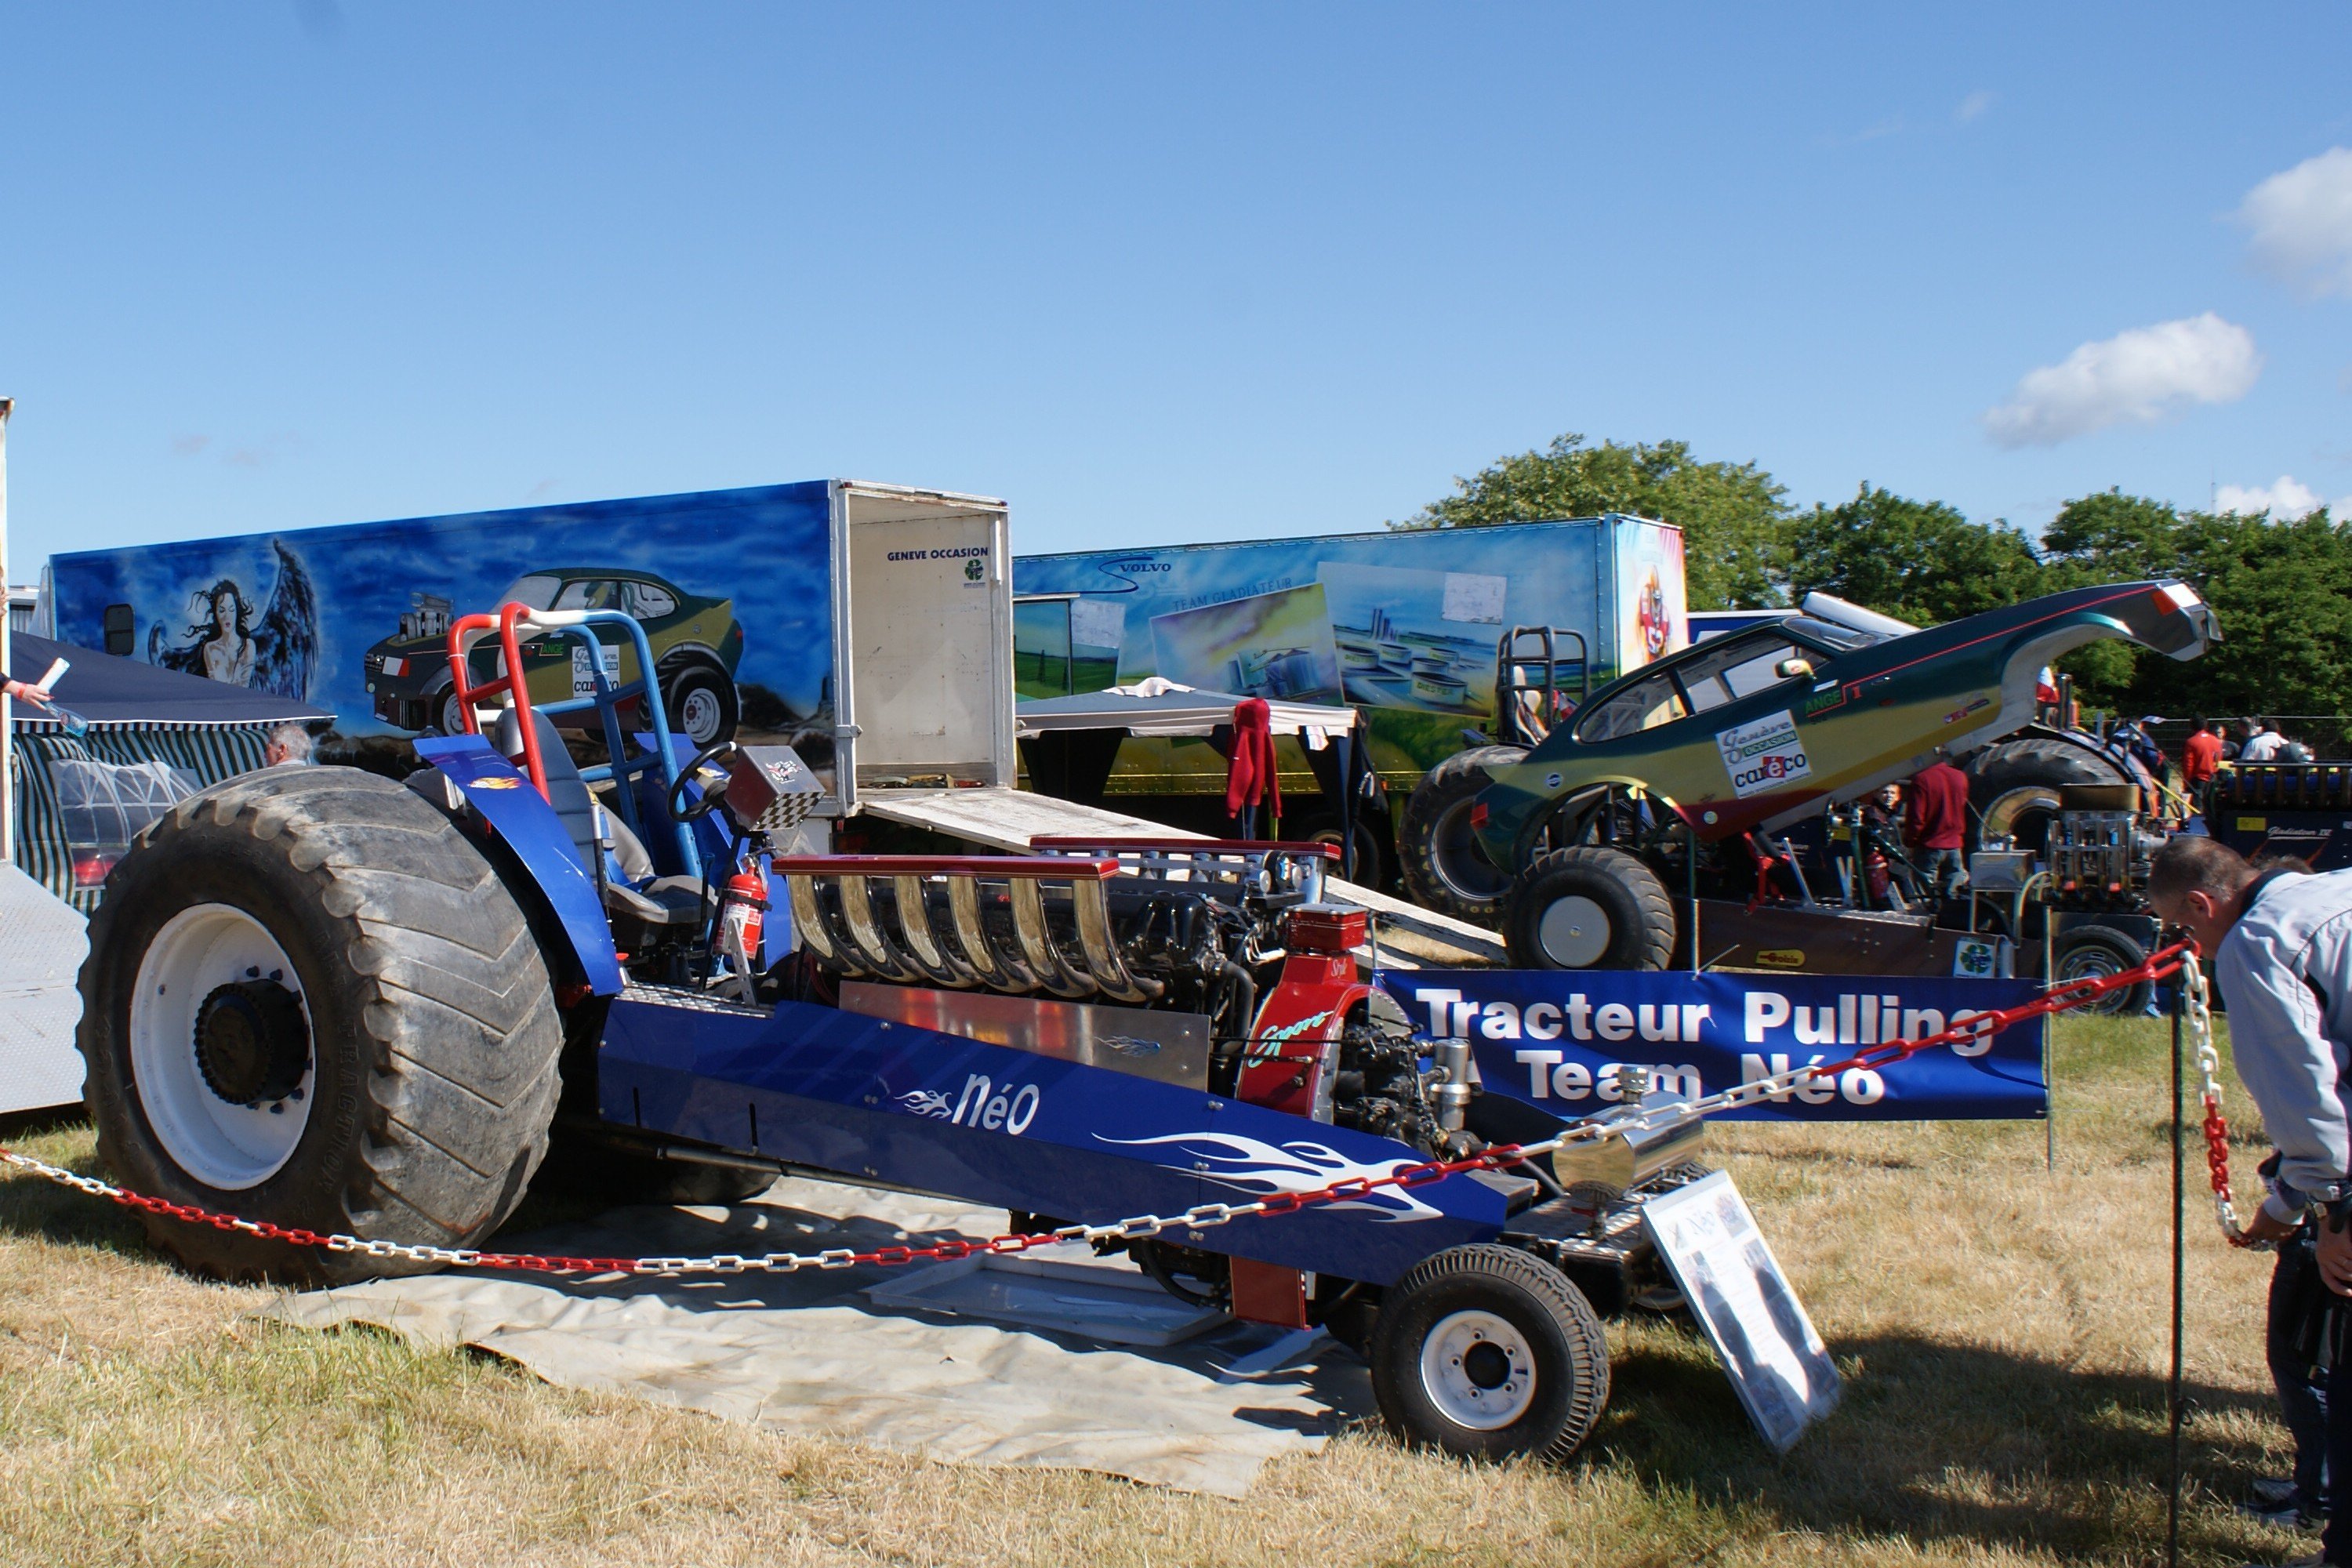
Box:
1716, 710, 1812, 798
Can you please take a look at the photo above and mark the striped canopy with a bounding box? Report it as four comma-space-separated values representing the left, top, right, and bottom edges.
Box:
9, 727, 271, 910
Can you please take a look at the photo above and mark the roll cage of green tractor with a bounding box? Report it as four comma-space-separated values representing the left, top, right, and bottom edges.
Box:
1402, 580, 2220, 971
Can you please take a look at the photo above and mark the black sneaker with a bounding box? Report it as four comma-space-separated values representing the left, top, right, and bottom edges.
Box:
2236, 1489, 2325, 1530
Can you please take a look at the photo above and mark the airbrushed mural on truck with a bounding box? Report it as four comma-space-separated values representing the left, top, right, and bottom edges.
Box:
1007, 517, 1690, 882
42, 485, 861, 758
1013, 518, 1686, 779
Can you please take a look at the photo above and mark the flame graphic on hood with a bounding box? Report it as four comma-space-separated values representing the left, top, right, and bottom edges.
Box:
1094, 1131, 1444, 1223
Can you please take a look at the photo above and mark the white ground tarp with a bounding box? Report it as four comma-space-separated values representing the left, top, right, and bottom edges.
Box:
0, 861, 89, 1113
277, 1178, 1370, 1497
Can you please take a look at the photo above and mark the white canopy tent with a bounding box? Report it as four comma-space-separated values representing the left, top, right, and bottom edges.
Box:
1014, 677, 1358, 745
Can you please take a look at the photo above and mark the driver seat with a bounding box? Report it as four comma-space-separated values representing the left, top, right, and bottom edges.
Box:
489, 709, 706, 932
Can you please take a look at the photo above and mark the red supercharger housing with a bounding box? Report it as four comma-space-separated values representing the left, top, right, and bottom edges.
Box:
1227, 901, 1375, 1330
1284, 903, 1367, 956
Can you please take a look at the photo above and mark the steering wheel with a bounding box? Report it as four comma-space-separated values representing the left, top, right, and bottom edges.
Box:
667, 740, 741, 824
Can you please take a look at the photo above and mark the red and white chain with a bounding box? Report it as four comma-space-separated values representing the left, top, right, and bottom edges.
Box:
0, 946, 2188, 1278
2179, 949, 2261, 1249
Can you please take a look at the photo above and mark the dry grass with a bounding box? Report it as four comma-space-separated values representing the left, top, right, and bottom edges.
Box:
0, 1013, 2312, 1567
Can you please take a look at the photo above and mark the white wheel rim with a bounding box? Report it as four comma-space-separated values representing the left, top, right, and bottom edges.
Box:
2060, 946, 2135, 1012
680, 685, 723, 742
1537, 895, 1611, 967
440, 688, 467, 737
128, 903, 315, 1191
1419, 1308, 1537, 1430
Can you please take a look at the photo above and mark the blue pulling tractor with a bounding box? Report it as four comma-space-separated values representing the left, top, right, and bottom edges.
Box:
76, 599, 1703, 1463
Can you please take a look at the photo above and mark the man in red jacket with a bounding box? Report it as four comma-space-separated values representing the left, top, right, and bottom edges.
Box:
2183, 717, 2227, 812
1904, 757, 1972, 898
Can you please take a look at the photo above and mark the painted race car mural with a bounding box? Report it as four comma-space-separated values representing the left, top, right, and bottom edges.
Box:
45, 485, 833, 756
363, 566, 743, 745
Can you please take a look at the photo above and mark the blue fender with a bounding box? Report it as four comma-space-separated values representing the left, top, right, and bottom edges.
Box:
415, 734, 623, 996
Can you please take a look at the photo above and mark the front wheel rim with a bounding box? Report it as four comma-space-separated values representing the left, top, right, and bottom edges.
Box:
128, 903, 316, 1191
2060, 946, 2135, 1011
678, 684, 724, 743
1536, 894, 1612, 967
1420, 1308, 1537, 1430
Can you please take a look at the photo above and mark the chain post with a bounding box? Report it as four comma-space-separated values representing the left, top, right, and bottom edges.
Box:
2167, 955, 2186, 1568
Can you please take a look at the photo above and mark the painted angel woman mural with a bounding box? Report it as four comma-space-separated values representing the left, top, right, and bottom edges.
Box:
147, 539, 318, 699
187, 579, 256, 685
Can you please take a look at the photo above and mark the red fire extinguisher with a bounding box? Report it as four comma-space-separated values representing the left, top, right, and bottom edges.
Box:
716, 858, 768, 998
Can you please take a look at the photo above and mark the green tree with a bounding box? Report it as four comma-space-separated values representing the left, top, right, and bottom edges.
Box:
2162, 507, 2352, 717
1784, 485, 2045, 626
2040, 488, 2189, 580
2038, 491, 2352, 720
1393, 434, 1790, 610
2034, 489, 2190, 705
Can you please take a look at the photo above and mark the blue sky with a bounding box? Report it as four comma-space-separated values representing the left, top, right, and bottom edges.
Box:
2, 4, 2348, 573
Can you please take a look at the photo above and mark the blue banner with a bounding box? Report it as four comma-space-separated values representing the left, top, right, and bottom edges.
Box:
1375, 971, 2047, 1122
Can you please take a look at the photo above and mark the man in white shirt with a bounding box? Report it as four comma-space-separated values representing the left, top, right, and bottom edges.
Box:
263, 723, 314, 767
2151, 837, 2352, 1563
2243, 718, 2288, 764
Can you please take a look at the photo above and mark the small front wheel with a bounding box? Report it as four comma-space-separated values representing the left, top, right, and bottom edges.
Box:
2052, 924, 2151, 1015
1503, 845, 1675, 971
1370, 1243, 1610, 1463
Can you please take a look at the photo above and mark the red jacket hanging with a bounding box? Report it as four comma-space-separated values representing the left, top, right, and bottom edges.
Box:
1225, 698, 1281, 819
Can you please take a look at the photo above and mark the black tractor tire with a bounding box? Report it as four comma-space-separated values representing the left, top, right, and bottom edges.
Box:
1299, 813, 1387, 891
1965, 736, 2131, 849
2050, 924, 2153, 1016
1504, 846, 1677, 971
1398, 745, 1528, 925
1370, 1243, 1610, 1463
660, 656, 739, 748
78, 767, 564, 1285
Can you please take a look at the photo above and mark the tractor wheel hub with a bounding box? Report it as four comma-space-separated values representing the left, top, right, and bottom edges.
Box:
192, 980, 311, 1106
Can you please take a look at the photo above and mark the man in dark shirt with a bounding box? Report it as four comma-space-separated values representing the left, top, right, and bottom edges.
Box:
1904, 757, 1971, 898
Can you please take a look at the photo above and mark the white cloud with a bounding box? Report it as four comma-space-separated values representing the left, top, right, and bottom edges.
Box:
2214, 474, 2351, 520
2237, 147, 2352, 297
1955, 89, 1994, 124
1982, 313, 2261, 448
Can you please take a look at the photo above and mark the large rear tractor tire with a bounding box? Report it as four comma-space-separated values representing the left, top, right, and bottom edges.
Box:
1503, 846, 1677, 971
78, 767, 565, 1284
1399, 745, 1527, 925
1370, 1243, 1610, 1462
1965, 736, 2131, 850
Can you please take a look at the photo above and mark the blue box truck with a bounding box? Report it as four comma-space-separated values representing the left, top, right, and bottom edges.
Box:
42, 481, 1022, 817
1009, 515, 1689, 886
